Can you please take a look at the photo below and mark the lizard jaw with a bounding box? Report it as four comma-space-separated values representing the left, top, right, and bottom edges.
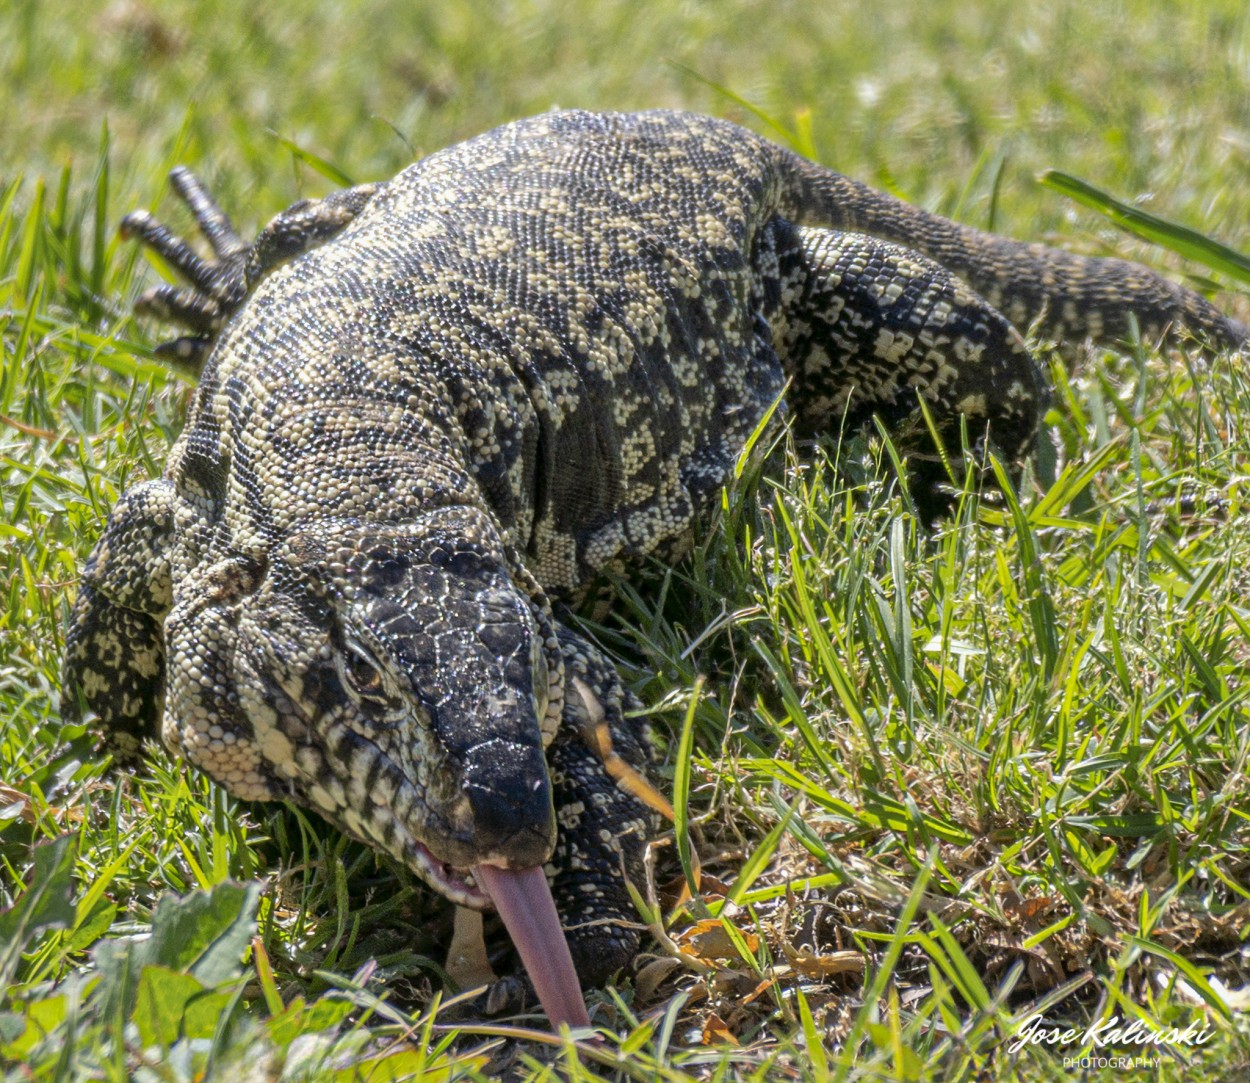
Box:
408, 837, 491, 909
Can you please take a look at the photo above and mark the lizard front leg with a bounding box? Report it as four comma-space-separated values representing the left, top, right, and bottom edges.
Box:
62, 479, 176, 759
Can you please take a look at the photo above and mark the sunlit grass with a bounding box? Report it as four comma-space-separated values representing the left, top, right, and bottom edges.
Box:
3, 1, 1249, 1079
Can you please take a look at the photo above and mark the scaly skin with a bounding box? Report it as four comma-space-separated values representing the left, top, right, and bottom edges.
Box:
63, 110, 1246, 1004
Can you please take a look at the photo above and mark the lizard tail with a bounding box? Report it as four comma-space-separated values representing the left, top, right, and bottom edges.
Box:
776, 151, 1248, 356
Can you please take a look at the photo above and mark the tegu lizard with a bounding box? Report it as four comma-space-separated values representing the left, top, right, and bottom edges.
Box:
62, 110, 1247, 1028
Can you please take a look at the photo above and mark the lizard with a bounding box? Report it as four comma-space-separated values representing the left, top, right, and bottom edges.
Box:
61, 109, 1247, 1028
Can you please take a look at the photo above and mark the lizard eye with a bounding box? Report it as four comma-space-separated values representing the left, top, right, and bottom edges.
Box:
341, 640, 394, 707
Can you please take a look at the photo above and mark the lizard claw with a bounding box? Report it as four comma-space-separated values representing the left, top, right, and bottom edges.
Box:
122, 170, 383, 371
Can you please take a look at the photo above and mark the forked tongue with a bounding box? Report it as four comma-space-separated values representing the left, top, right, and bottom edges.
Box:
473, 863, 590, 1029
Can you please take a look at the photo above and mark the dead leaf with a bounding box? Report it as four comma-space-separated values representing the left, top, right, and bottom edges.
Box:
1002, 894, 1057, 927
676, 918, 759, 962
573, 676, 674, 820
701, 1012, 739, 1046
781, 941, 865, 979
658, 870, 728, 911
0, 784, 36, 824
741, 976, 777, 1005
635, 955, 685, 1002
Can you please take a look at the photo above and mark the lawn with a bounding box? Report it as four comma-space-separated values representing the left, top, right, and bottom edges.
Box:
2, 1, 1249, 1079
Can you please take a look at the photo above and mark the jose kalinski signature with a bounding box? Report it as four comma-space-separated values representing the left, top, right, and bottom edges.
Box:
1008, 1012, 1215, 1055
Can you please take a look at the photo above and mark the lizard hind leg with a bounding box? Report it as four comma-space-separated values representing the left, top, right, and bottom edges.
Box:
123, 169, 382, 369
776, 225, 1048, 517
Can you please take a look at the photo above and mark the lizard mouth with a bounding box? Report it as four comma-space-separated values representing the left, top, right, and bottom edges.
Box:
408, 836, 491, 908
412, 840, 591, 1029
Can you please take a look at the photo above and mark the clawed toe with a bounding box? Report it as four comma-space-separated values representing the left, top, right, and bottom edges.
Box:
152, 335, 215, 369
122, 169, 383, 365
135, 283, 227, 335
167, 166, 248, 260
120, 208, 229, 299
121, 170, 251, 358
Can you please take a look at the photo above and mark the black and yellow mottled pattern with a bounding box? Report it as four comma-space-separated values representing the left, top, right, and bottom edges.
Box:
62, 110, 1246, 986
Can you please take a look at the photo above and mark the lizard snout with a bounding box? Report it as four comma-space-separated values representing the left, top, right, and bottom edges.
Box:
460, 737, 556, 867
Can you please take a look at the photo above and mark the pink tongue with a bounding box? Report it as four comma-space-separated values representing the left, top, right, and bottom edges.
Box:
472, 863, 590, 1029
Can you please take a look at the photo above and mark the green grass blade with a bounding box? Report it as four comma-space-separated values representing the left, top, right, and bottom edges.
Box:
268, 133, 356, 188
672, 677, 703, 900
1040, 169, 1250, 285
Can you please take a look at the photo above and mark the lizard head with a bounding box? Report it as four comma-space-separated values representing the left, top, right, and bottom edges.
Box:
162, 504, 565, 908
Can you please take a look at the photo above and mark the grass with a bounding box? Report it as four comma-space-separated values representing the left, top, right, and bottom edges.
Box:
3, 0, 1250, 1079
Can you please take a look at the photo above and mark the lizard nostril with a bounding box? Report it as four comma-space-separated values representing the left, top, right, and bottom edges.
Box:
461, 740, 556, 867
